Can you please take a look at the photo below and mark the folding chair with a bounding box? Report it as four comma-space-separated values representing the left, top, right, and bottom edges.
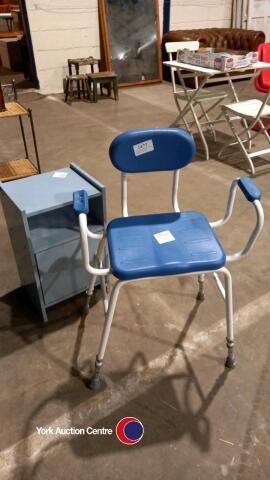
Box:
220, 44, 270, 174
255, 43, 270, 94
73, 128, 264, 390
165, 41, 227, 160
253, 43, 270, 135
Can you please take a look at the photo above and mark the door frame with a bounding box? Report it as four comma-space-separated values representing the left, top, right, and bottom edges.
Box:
19, 0, 39, 89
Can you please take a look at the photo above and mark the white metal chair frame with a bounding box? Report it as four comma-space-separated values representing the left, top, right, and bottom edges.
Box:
165, 42, 228, 160
220, 83, 270, 175
77, 169, 264, 390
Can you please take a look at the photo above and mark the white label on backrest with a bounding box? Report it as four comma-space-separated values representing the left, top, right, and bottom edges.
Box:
154, 230, 175, 244
133, 139, 154, 156
52, 171, 68, 178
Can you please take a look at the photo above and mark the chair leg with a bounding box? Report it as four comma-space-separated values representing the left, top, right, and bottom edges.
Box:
70, 80, 74, 104
113, 78, 119, 101
258, 118, 270, 143
199, 103, 217, 142
242, 118, 252, 150
223, 268, 236, 369
65, 78, 70, 103
196, 274, 205, 301
107, 83, 112, 98
88, 280, 122, 390
172, 95, 191, 133
224, 112, 255, 175
86, 78, 92, 100
83, 273, 97, 313
77, 79, 81, 99
93, 80, 98, 103
190, 102, 210, 160
100, 275, 109, 314
81, 78, 85, 98
84, 78, 91, 100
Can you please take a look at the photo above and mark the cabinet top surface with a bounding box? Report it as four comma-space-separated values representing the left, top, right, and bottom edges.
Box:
1, 167, 101, 216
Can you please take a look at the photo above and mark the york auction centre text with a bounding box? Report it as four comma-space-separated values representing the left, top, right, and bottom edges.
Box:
36, 426, 113, 436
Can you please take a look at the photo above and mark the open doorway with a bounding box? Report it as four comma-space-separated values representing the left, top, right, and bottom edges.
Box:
0, 0, 38, 90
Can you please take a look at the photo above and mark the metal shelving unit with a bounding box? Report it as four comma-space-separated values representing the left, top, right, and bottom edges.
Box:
0, 81, 41, 182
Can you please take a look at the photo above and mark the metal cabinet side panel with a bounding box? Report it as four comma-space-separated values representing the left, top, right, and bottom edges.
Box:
36, 237, 98, 306
0, 189, 47, 321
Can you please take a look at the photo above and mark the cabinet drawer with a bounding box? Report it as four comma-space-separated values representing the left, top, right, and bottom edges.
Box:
36, 238, 98, 306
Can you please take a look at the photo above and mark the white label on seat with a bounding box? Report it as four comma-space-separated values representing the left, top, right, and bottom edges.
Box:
133, 139, 154, 156
52, 171, 68, 178
154, 230, 175, 244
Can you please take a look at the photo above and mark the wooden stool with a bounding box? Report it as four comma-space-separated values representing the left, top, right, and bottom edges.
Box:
86, 72, 118, 103
64, 74, 90, 104
68, 57, 100, 75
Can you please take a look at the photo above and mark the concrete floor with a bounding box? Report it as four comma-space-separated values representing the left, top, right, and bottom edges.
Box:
0, 80, 270, 479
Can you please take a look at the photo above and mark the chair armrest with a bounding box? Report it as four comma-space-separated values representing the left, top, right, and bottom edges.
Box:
73, 189, 103, 240
237, 177, 261, 202
73, 190, 109, 276
210, 178, 264, 262
73, 189, 89, 215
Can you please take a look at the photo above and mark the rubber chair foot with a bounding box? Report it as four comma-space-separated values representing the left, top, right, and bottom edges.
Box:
88, 374, 101, 391
196, 291, 205, 301
225, 356, 237, 369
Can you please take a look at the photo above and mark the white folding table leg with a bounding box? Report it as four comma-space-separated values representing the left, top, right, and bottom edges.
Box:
225, 72, 252, 149
199, 103, 217, 142
189, 102, 210, 160
176, 70, 211, 160
88, 280, 123, 390
176, 72, 209, 119
224, 111, 256, 174
171, 95, 192, 133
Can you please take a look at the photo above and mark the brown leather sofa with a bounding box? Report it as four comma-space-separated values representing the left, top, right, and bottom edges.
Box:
162, 28, 266, 81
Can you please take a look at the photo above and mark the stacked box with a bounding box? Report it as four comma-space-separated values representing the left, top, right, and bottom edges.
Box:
176, 49, 258, 71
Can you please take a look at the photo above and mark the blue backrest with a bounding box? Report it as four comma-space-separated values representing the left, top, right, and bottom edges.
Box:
109, 128, 196, 173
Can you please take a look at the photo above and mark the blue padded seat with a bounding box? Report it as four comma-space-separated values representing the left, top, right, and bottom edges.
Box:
107, 212, 226, 280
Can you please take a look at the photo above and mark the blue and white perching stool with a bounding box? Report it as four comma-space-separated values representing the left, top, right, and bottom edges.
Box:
73, 128, 264, 390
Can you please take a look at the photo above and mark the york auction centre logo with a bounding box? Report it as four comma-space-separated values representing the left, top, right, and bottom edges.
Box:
36, 417, 144, 445
116, 417, 144, 445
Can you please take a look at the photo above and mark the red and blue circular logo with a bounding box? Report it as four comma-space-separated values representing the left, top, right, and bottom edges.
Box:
116, 417, 144, 445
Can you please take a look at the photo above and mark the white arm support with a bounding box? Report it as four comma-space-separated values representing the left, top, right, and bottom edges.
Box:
210, 179, 238, 229
172, 170, 180, 212
79, 214, 109, 276
210, 179, 264, 263
226, 199, 264, 263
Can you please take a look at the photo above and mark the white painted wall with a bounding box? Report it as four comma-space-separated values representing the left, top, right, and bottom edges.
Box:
26, 0, 232, 94
26, 0, 100, 94
247, 0, 270, 41
170, 0, 233, 30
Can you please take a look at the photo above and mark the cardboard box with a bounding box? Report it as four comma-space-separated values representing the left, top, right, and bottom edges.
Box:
176, 48, 258, 71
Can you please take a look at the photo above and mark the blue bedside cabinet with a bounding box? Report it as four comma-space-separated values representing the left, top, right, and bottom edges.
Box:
0, 163, 106, 322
